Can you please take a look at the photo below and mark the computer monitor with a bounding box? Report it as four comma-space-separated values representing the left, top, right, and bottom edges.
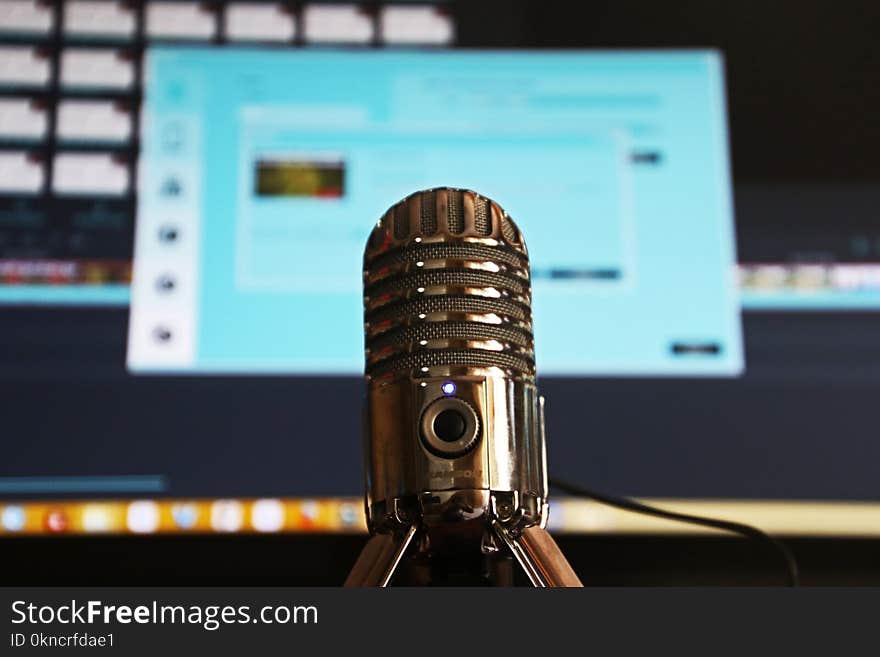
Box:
1, 0, 878, 539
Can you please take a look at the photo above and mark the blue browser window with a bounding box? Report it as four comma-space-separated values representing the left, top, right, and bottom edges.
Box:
129, 48, 742, 376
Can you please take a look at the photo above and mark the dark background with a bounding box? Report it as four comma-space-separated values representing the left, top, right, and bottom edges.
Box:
461, 0, 880, 184
2, 0, 880, 584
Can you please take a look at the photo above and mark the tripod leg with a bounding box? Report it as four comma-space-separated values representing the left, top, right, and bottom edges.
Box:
518, 526, 583, 587
344, 525, 418, 587
493, 523, 583, 587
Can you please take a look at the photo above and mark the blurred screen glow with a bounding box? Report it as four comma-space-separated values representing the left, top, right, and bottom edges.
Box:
129, 49, 742, 376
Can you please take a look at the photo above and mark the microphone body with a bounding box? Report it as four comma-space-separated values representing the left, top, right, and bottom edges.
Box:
351, 187, 579, 586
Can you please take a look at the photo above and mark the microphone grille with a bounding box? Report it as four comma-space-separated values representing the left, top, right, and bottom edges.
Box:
363, 188, 534, 381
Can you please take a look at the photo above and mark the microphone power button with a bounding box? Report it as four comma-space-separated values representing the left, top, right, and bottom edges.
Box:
419, 397, 480, 458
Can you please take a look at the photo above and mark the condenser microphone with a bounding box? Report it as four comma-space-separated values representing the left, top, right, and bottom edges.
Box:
345, 188, 581, 587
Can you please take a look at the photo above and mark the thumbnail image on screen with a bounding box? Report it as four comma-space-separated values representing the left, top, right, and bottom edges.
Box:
255, 156, 346, 198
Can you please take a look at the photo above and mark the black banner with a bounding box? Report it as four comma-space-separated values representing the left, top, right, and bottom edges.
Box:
0, 588, 876, 654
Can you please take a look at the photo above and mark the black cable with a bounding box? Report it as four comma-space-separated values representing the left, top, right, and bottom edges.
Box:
549, 477, 800, 586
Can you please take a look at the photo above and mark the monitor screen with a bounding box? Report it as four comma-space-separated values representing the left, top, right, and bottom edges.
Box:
128, 49, 741, 377
1, 0, 878, 539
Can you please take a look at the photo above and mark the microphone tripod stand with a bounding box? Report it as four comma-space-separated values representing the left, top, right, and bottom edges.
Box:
345, 493, 582, 587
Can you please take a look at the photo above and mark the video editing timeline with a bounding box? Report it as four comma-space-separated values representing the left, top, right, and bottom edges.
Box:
0, 497, 368, 535
6, 496, 880, 537
0, 0, 455, 305
130, 49, 742, 376
740, 264, 880, 310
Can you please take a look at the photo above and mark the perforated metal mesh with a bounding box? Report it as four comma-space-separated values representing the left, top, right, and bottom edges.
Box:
393, 203, 409, 240
474, 197, 490, 236
367, 242, 527, 273
368, 349, 535, 379
365, 268, 528, 299
364, 188, 535, 379
369, 321, 533, 351
365, 294, 530, 325
501, 216, 518, 244
446, 190, 465, 234
419, 190, 437, 235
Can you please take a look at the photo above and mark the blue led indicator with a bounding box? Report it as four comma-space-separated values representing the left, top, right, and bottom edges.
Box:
441, 382, 456, 395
